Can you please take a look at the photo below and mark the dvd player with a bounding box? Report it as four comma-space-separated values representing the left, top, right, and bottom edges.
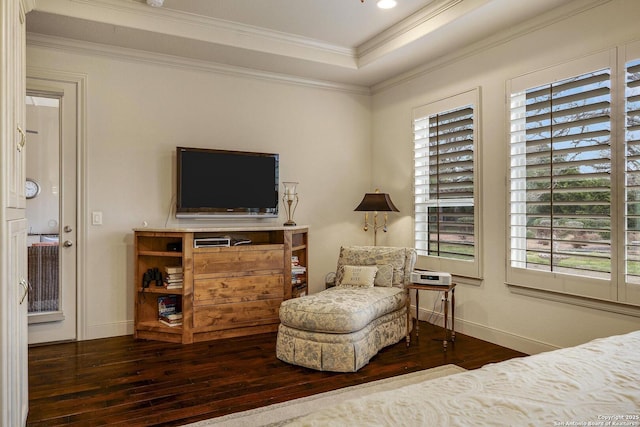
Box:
193, 237, 231, 248
411, 270, 451, 286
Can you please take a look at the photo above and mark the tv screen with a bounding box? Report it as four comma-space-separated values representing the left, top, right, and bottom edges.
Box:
176, 147, 279, 218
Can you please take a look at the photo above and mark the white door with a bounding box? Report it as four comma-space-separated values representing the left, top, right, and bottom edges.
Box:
25, 78, 78, 344
6, 219, 29, 426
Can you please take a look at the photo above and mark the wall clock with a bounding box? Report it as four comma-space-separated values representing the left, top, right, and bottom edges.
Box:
25, 178, 40, 199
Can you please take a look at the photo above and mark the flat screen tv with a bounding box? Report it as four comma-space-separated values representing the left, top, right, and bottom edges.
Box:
176, 147, 279, 218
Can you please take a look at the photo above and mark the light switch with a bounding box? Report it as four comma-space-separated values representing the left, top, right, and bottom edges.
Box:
92, 211, 103, 225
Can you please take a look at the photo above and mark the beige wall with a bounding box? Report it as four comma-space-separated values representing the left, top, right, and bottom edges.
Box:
371, 0, 640, 353
26, 44, 374, 339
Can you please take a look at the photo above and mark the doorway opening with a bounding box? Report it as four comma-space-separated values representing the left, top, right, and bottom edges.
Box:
25, 79, 79, 344
26, 95, 61, 319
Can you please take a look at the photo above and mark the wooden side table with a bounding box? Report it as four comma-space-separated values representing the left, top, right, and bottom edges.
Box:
406, 282, 456, 350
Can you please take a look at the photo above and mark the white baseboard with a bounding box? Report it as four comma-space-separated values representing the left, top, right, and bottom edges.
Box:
413, 305, 558, 355
86, 310, 557, 355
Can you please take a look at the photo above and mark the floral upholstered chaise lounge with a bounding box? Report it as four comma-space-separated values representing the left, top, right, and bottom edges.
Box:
276, 246, 417, 372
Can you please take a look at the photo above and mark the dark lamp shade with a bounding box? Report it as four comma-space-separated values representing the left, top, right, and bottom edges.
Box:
354, 193, 399, 212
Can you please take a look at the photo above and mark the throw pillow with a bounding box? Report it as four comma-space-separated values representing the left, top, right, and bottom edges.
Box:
339, 265, 378, 287
374, 264, 394, 287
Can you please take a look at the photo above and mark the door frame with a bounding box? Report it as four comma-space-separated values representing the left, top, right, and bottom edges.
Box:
26, 67, 87, 341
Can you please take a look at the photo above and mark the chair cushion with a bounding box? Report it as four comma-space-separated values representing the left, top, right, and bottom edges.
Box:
279, 286, 406, 334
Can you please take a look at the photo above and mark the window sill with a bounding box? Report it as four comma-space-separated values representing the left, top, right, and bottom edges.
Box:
507, 282, 640, 318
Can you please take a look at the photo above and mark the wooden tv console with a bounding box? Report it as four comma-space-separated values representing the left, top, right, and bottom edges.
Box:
133, 225, 308, 344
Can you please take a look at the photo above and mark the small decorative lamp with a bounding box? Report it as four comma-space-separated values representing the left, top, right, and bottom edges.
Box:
282, 181, 299, 226
354, 189, 399, 245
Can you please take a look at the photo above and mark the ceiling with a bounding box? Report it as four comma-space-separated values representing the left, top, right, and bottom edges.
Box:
26, 0, 578, 89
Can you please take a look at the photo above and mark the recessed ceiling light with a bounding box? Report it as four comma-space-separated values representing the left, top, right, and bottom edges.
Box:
377, 0, 397, 9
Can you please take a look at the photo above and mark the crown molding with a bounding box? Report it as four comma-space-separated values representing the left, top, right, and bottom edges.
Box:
371, 0, 612, 94
357, 0, 467, 67
32, 0, 359, 69
30, 0, 492, 74
26, 32, 371, 96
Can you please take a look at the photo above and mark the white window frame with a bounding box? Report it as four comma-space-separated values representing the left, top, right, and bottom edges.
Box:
413, 88, 482, 280
506, 46, 640, 308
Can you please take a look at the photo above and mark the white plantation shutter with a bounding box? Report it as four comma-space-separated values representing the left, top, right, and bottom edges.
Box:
413, 89, 480, 278
625, 59, 640, 286
510, 69, 612, 279
508, 47, 640, 306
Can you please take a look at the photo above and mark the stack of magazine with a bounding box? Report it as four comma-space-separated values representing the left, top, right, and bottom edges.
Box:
158, 295, 182, 327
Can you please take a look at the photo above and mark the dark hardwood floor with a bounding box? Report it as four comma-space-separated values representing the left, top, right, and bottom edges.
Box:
27, 322, 526, 426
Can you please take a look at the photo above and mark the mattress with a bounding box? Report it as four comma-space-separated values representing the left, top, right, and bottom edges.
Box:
285, 330, 640, 426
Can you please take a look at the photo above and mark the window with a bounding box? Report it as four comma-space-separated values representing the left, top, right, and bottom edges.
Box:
413, 89, 481, 278
508, 47, 640, 306
510, 69, 612, 278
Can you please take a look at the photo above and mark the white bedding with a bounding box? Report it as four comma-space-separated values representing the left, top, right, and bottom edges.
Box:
285, 330, 640, 426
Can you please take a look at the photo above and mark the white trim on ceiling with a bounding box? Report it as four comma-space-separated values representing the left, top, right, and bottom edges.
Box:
26, 32, 372, 95
31, 0, 475, 72
28, 0, 613, 91
32, 0, 358, 69
357, 0, 465, 66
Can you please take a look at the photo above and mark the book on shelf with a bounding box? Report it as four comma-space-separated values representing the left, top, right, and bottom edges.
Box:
158, 295, 180, 316
164, 266, 183, 275
292, 266, 306, 275
161, 312, 183, 321
164, 278, 183, 287
292, 256, 305, 269
159, 312, 182, 327
159, 319, 182, 327
158, 296, 182, 326
163, 272, 183, 289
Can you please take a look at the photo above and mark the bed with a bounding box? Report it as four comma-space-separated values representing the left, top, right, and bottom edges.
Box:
284, 330, 640, 426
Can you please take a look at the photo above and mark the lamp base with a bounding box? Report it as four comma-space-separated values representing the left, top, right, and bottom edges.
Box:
283, 220, 297, 226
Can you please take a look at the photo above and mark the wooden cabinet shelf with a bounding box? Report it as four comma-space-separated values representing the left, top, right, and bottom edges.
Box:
138, 287, 183, 294
137, 320, 183, 333
288, 229, 308, 298
133, 225, 308, 344
138, 250, 182, 257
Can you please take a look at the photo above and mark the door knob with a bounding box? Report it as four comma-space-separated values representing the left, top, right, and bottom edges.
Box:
63, 240, 73, 248
19, 279, 30, 305
17, 126, 26, 152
